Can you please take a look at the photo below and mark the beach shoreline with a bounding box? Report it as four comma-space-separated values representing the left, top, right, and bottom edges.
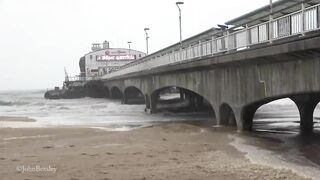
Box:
0, 117, 311, 180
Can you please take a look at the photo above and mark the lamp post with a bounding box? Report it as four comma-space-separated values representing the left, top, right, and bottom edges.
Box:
176, 1, 184, 44
144, 28, 150, 54
301, 0, 305, 35
269, 0, 273, 14
127, 41, 132, 56
269, 0, 273, 42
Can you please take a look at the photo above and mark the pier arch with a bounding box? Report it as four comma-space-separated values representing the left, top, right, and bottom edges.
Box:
110, 86, 123, 99
123, 86, 145, 104
237, 93, 320, 134
149, 86, 216, 124
250, 98, 299, 133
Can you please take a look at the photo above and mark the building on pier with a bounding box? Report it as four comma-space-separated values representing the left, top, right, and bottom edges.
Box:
79, 40, 146, 78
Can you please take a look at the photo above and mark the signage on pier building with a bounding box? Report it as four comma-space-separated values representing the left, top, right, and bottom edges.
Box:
96, 54, 136, 61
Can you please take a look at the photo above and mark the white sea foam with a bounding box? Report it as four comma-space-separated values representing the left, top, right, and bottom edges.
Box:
2, 135, 53, 141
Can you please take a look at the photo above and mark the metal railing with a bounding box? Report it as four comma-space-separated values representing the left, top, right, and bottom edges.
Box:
66, 75, 104, 82
66, 76, 88, 82
98, 3, 320, 79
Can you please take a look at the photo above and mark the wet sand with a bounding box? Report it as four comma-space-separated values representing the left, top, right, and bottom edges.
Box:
0, 116, 36, 122
0, 118, 310, 180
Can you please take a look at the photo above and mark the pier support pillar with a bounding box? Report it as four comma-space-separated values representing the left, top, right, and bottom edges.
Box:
144, 95, 150, 111
213, 105, 222, 126
179, 89, 185, 101
122, 96, 127, 104
145, 93, 159, 114
291, 95, 318, 135
218, 104, 258, 131
238, 105, 259, 131
219, 104, 237, 127
233, 108, 244, 131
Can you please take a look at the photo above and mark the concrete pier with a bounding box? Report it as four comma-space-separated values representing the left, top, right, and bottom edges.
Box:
89, 35, 320, 134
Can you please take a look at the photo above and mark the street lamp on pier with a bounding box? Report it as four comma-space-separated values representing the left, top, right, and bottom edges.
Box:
176, 1, 184, 44
144, 28, 150, 54
269, 0, 273, 17
127, 41, 132, 56
269, 0, 273, 43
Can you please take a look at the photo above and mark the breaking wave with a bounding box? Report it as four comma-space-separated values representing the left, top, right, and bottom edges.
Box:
0, 100, 29, 106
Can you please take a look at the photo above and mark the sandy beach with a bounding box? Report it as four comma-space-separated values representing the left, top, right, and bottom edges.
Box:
0, 117, 310, 180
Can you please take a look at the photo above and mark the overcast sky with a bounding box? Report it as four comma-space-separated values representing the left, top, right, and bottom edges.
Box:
0, 0, 277, 91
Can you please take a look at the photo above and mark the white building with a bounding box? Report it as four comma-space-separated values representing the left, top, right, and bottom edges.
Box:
81, 41, 146, 77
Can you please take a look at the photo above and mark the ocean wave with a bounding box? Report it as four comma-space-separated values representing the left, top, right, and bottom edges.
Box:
0, 100, 29, 106
0, 100, 12, 106
58, 107, 70, 110
32, 102, 46, 106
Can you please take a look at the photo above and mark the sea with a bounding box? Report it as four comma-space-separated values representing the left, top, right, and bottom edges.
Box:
0, 90, 212, 130
0, 90, 320, 178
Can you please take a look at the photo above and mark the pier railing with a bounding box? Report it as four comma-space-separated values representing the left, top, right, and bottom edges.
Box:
100, 3, 320, 79
65, 76, 87, 82
66, 76, 103, 82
